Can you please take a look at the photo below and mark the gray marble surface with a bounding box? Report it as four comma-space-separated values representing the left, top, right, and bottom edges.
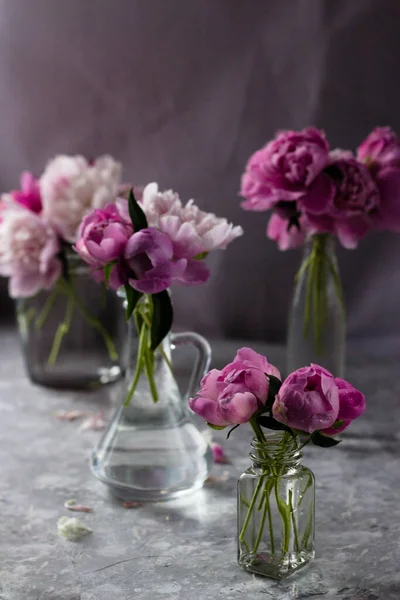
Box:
1, 328, 400, 600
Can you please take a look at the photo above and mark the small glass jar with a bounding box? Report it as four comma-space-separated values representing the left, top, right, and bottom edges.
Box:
237, 433, 315, 580
16, 253, 125, 389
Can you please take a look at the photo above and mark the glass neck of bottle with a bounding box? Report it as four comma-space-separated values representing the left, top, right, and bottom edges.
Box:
63, 248, 89, 277
126, 318, 172, 373
304, 233, 336, 260
250, 432, 302, 470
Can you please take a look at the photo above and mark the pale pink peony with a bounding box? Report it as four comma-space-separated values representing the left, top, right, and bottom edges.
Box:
0, 200, 61, 297
41, 154, 121, 243
140, 183, 243, 255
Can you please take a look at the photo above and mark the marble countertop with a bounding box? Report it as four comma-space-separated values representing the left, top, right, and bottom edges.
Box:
1, 329, 400, 600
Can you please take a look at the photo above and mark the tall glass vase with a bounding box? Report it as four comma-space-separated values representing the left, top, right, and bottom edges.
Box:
287, 234, 345, 376
237, 433, 315, 580
91, 319, 213, 501
16, 253, 125, 389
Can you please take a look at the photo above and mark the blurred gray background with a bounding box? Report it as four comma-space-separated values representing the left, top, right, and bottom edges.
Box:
0, 0, 399, 342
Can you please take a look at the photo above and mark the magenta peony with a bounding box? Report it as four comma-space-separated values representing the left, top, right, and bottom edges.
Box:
272, 364, 339, 434
357, 127, 400, 231
240, 127, 331, 212
9, 172, 42, 214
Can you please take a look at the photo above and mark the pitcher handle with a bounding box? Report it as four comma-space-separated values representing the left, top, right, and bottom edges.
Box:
170, 332, 212, 401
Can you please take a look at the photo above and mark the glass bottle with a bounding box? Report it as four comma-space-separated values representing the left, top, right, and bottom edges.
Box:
238, 433, 315, 580
91, 318, 213, 501
287, 234, 345, 376
16, 252, 125, 389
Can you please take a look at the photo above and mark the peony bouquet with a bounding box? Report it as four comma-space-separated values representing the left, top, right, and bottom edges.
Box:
0, 155, 122, 366
241, 127, 400, 357
189, 348, 365, 577
74, 183, 243, 403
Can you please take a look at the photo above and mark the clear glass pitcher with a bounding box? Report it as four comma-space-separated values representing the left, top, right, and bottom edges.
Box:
91, 319, 213, 501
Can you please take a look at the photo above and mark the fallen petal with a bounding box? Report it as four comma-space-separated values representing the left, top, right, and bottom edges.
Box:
55, 410, 87, 421
64, 499, 93, 513
57, 516, 92, 541
204, 471, 230, 486
211, 442, 230, 464
122, 501, 143, 509
80, 411, 107, 431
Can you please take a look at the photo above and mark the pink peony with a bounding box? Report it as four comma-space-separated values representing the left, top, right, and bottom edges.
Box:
41, 154, 121, 243
272, 364, 339, 434
266, 213, 307, 251
240, 127, 331, 212
357, 127, 400, 231
189, 347, 280, 427
0, 200, 61, 297
74, 203, 133, 290
322, 378, 365, 435
75, 203, 133, 268
9, 172, 42, 214
357, 127, 400, 166
125, 228, 187, 294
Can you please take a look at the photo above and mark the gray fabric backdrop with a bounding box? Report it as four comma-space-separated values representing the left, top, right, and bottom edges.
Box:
0, 0, 399, 341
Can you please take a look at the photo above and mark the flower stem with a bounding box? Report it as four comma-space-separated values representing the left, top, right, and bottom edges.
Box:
57, 277, 119, 362
144, 334, 158, 403
273, 475, 291, 555
238, 474, 264, 543
124, 317, 147, 407
301, 233, 343, 356
253, 477, 275, 555
35, 286, 59, 331
48, 293, 74, 365
289, 489, 300, 552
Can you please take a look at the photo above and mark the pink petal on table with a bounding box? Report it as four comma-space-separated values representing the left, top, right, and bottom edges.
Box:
80, 411, 107, 431
122, 501, 143, 509
205, 471, 230, 486
211, 442, 230, 464
64, 499, 93, 513
55, 410, 87, 421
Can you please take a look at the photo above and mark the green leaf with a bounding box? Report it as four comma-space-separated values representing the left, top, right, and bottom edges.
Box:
263, 374, 282, 411
257, 415, 295, 438
193, 251, 208, 260
104, 262, 114, 287
125, 286, 142, 320
267, 374, 282, 395
311, 431, 341, 448
150, 290, 173, 350
206, 422, 226, 431
128, 188, 148, 231
226, 424, 240, 439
